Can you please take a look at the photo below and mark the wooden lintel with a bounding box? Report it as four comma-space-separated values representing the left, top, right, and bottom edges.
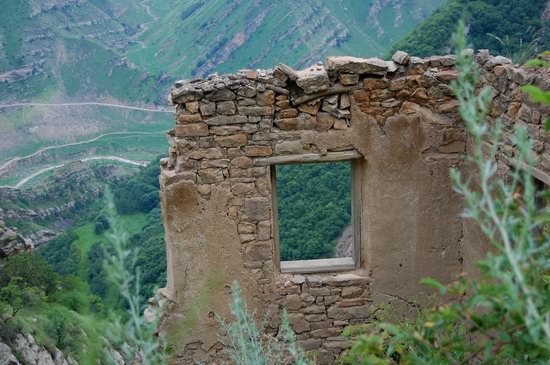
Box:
292, 85, 361, 105
254, 150, 363, 166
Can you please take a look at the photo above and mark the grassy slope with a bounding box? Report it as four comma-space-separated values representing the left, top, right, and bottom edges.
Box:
0, 0, 444, 184
127, 0, 445, 78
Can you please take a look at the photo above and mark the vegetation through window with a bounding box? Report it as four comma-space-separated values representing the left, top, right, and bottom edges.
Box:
275, 161, 353, 263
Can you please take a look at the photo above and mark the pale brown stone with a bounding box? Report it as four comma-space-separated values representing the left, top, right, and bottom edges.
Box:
280, 108, 299, 118
198, 168, 224, 183
244, 146, 273, 157
231, 156, 253, 168
217, 101, 236, 115
186, 101, 199, 113
339, 73, 359, 85
257, 90, 275, 106
238, 106, 274, 116
178, 114, 203, 124
215, 133, 248, 147
175, 123, 209, 137
232, 182, 256, 196
298, 101, 321, 115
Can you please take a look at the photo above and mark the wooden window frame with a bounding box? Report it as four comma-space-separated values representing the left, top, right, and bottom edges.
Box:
264, 151, 363, 274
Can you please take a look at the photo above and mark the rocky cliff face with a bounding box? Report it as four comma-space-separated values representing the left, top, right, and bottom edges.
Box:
0, 208, 33, 261
0, 334, 78, 365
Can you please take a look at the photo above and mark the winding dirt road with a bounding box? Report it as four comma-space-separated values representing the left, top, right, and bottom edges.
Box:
0, 102, 173, 113
0, 156, 148, 189
0, 130, 169, 172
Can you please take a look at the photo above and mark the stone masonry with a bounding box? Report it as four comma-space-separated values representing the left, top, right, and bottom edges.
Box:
159, 51, 550, 364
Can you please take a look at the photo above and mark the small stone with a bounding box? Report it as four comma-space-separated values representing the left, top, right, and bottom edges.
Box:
238, 106, 274, 116
231, 156, 253, 168
238, 222, 256, 234
199, 168, 224, 183
333, 119, 347, 130
206, 89, 236, 101
196, 184, 211, 195
186, 101, 200, 113
288, 313, 310, 333
244, 146, 273, 157
276, 100, 291, 109
245, 241, 271, 261
311, 328, 341, 338
257, 90, 275, 106
280, 108, 299, 118
337, 298, 365, 307
339, 73, 359, 85
237, 85, 257, 97
200, 101, 216, 117
175, 123, 209, 137
244, 197, 271, 221
257, 220, 271, 240
326, 56, 388, 75
341, 286, 362, 298
215, 134, 248, 147
296, 66, 330, 94
205, 115, 248, 126
232, 182, 256, 196
298, 101, 321, 115
284, 294, 302, 310
340, 94, 351, 109
436, 70, 459, 82
275, 140, 303, 154
316, 112, 335, 131
188, 147, 224, 160
178, 114, 203, 124
201, 159, 230, 168
392, 50, 410, 65
217, 101, 236, 115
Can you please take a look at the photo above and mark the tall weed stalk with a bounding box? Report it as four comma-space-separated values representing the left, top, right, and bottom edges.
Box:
103, 187, 167, 364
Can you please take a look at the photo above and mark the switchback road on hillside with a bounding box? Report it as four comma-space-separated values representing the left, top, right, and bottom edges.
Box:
0, 156, 148, 189
0, 102, 173, 113
0, 130, 169, 173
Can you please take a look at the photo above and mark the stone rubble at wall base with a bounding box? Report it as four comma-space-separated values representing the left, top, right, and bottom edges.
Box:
159, 50, 550, 364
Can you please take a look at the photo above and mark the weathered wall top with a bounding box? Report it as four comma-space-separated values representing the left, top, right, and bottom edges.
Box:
159, 50, 550, 364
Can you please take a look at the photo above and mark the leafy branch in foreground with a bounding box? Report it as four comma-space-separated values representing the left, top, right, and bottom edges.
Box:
219, 281, 312, 365
103, 187, 167, 365
342, 22, 550, 364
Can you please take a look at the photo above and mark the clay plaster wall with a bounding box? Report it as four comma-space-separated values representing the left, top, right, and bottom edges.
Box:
158, 51, 550, 364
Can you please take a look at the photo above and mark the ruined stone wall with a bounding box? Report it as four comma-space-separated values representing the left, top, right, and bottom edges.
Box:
159, 51, 550, 364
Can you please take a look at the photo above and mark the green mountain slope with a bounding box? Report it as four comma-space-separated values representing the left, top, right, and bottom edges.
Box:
0, 0, 444, 186
127, 0, 445, 78
390, 0, 550, 60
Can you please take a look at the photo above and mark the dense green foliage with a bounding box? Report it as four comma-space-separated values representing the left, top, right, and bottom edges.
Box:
391, 0, 550, 61
0, 253, 109, 363
276, 162, 351, 261
344, 24, 550, 364
112, 158, 161, 214
39, 159, 166, 303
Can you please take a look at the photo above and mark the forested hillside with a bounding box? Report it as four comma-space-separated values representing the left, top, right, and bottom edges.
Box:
277, 162, 352, 261
391, 0, 550, 60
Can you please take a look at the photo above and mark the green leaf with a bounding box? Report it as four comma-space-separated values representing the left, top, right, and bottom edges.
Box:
545, 116, 550, 132
421, 278, 447, 294
524, 59, 550, 68
521, 85, 550, 104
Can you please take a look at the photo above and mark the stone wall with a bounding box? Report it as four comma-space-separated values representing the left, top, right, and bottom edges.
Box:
158, 51, 550, 364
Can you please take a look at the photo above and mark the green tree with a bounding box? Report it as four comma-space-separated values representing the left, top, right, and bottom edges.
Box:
0, 277, 45, 316
0, 253, 58, 295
